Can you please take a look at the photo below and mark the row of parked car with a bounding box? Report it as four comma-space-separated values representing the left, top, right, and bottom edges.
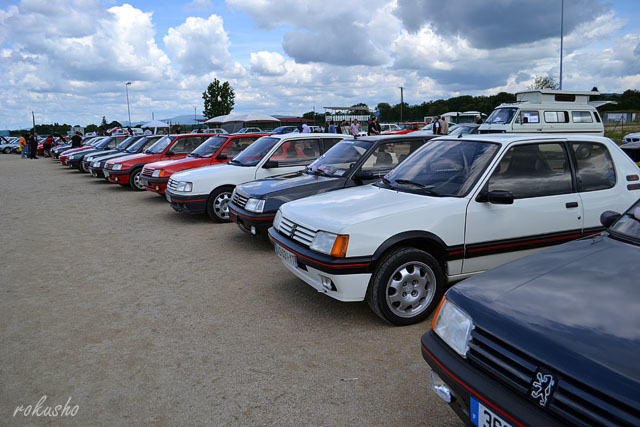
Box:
46, 92, 640, 425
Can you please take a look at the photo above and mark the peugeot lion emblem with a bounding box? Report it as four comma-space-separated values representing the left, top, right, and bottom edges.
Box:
531, 371, 555, 407
289, 224, 297, 238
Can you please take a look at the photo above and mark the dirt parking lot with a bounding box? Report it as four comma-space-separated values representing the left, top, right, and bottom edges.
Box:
0, 154, 461, 426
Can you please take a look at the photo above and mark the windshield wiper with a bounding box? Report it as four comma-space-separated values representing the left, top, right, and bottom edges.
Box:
228, 159, 242, 166
189, 153, 202, 158
306, 167, 330, 176
393, 179, 441, 196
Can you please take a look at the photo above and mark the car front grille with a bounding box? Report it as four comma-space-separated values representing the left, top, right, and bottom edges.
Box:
232, 192, 249, 209
167, 178, 178, 192
467, 327, 640, 426
277, 216, 317, 247
142, 166, 154, 177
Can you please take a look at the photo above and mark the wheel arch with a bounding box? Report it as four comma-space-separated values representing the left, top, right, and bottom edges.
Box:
371, 231, 449, 275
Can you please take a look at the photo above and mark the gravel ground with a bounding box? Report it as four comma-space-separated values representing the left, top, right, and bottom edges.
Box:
0, 154, 461, 426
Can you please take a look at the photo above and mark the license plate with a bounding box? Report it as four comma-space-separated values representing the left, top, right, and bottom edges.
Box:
275, 244, 297, 269
104, 171, 109, 177
166, 194, 172, 203
470, 397, 512, 427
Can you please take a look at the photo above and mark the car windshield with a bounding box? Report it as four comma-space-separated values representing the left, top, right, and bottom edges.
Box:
272, 126, 294, 134
448, 126, 476, 137
609, 200, 640, 245
377, 139, 499, 197
146, 136, 174, 154
307, 139, 373, 177
486, 108, 518, 124
189, 136, 228, 158
126, 136, 155, 153
96, 137, 113, 148
396, 123, 410, 130
117, 136, 137, 150
229, 136, 279, 166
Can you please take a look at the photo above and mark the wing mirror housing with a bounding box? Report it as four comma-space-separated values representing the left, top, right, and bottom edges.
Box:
263, 160, 278, 168
165, 150, 175, 156
486, 190, 514, 204
600, 210, 621, 228
216, 154, 228, 160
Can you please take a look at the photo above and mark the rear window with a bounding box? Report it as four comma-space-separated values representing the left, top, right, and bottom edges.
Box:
571, 142, 616, 192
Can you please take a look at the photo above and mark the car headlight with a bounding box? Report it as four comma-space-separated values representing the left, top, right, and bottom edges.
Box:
112, 164, 123, 171
273, 209, 282, 230
91, 161, 98, 167
152, 169, 161, 177
309, 231, 349, 257
176, 181, 193, 192
432, 298, 474, 357
245, 198, 265, 213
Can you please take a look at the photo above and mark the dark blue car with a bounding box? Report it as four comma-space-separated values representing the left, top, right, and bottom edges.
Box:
421, 199, 640, 426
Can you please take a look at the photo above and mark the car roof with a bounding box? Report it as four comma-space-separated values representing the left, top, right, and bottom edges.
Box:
440, 133, 614, 146
269, 133, 353, 140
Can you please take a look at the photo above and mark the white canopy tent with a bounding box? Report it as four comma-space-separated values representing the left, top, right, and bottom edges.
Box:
205, 113, 280, 124
141, 120, 170, 135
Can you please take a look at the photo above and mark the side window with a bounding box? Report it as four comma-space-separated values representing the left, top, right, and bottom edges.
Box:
268, 139, 320, 166
594, 111, 602, 123
322, 138, 343, 152
171, 137, 201, 153
361, 141, 420, 171
572, 111, 593, 123
488, 143, 572, 199
571, 142, 616, 192
519, 111, 540, 124
544, 111, 569, 123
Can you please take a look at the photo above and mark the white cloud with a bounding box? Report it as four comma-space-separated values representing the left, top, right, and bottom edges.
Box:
164, 15, 231, 75
250, 51, 286, 76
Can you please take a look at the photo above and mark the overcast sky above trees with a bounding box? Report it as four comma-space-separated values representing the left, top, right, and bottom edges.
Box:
0, 0, 638, 129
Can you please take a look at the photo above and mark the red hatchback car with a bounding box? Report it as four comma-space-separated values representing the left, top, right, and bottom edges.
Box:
140, 133, 267, 195
103, 133, 215, 190
382, 122, 428, 135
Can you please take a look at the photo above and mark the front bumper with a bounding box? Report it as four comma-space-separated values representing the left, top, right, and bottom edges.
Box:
165, 190, 207, 214
421, 330, 562, 427
68, 158, 81, 168
88, 166, 105, 178
229, 203, 274, 236
141, 176, 169, 194
267, 227, 372, 302
104, 169, 130, 184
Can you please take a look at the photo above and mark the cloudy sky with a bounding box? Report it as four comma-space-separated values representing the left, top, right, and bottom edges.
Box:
1, 0, 638, 129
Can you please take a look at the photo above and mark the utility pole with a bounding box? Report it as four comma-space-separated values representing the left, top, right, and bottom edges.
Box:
194, 106, 197, 129
125, 82, 132, 126
559, 0, 564, 90
32, 111, 36, 132
398, 87, 404, 122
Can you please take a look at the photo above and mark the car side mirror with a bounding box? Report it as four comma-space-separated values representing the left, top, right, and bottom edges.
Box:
487, 190, 514, 204
263, 160, 278, 168
216, 154, 228, 160
165, 150, 175, 156
600, 210, 620, 228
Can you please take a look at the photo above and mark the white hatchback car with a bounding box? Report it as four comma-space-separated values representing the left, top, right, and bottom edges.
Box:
165, 133, 350, 222
269, 134, 640, 325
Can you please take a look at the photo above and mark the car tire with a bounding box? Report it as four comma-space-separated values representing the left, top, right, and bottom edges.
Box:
79, 161, 89, 173
129, 167, 145, 191
206, 186, 234, 222
2, 147, 10, 154
366, 247, 444, 326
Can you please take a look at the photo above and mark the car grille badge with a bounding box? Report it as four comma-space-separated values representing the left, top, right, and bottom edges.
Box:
530, 370, 556, 408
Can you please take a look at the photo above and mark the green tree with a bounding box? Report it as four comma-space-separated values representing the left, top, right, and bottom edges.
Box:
202, 79, 235, 119
100, 116, 108, 128
528, 75, 560, 90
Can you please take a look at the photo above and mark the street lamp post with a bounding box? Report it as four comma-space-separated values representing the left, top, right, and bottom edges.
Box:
559, 0, 564, 90
398, 86, 404, 122
125, 82, 132, 127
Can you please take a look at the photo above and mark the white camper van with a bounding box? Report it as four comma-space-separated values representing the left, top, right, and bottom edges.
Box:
479, 90, 604, 135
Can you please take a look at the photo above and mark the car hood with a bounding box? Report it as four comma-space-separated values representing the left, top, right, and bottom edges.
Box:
146, 156, 210, 172
236, 172, 343, 205
279, 184, 460, 234
108, 152, 151, 165
172, 162, 236, 181
449, 235, 640, 404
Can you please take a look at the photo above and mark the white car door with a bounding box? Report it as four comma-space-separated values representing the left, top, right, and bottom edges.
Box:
254, 137, 321, 180
463, 141, 583, 274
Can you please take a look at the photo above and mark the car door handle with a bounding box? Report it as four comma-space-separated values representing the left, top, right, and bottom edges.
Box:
566, 202, 579, 208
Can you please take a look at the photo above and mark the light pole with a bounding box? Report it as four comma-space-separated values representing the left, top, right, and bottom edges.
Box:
125, 82, 132, 127
559, 0, 564, 89
194, 106, 197, 129
398, 86, 404, 122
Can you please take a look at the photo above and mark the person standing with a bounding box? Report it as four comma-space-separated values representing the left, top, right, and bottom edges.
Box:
440, 117, 449, 135
301, 123, 311, 133
71, 131, 82, 148
432, 116, 441, 135
368, 117, 381, 135
20, 133, 28, 158
350, 119, 361, 136
29, 132, 38, 159
476, 115, 483, 124
328, 120, 336, 133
